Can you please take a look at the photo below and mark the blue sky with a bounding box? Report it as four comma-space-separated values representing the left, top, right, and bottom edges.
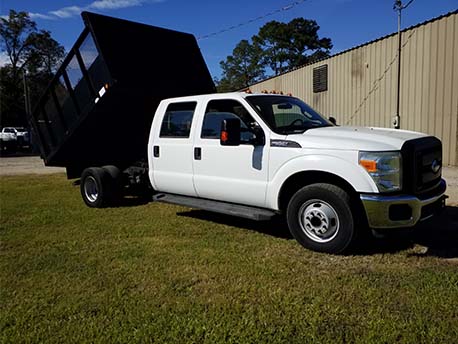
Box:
1, 0, 457, 79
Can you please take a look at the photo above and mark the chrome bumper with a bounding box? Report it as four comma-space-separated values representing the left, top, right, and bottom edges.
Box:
360, 179, 447, 229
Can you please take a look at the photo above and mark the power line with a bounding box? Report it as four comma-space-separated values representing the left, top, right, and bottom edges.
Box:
197, 0, 310, 41
403, 0, 416, 10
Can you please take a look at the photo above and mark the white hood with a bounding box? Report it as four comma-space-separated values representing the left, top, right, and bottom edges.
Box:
288, 126, 428, 151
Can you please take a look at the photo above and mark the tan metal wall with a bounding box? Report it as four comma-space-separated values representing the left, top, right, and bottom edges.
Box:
249, 12, 458, 166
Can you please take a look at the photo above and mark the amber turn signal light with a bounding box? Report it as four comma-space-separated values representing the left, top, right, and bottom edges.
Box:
360, 159, 377, 173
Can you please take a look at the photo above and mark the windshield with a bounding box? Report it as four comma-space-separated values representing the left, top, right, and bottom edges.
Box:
246, 95, 332, 135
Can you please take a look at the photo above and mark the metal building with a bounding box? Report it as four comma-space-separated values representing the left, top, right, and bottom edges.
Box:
249, 11, 458, 166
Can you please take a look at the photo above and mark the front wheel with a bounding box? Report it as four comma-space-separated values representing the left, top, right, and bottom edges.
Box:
286, 183, 356, 254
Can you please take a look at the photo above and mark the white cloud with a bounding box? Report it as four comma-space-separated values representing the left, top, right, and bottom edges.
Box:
89, 0, 143, 10
29, 12, 55, 20
24, 0, 163, 21
0, 51, 10, 67
50, 6, 84, 19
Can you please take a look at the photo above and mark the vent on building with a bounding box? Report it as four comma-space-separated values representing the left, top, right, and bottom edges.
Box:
313, 64, 328, 93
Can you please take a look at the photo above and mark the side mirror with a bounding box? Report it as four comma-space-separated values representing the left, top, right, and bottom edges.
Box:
329, 116, 337, 126
251, 124, 265, 146
220, 118, 240, 146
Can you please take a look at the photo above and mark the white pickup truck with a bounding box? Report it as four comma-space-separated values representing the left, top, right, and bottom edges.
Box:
78, 92, 447, 254
30, 13, 446, 254
0, 127, 17, 152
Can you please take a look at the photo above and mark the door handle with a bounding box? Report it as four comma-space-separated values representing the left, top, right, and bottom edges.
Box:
153, 145, 160, 157
194, 147, 201, 160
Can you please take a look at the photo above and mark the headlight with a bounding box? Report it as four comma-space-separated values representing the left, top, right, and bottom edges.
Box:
359, 151, 402, 192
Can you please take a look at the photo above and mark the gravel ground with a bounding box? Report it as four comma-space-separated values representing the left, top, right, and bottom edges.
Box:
0, 156, 65, 176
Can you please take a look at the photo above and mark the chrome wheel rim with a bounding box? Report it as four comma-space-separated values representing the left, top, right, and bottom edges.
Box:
298, 199, 340, 243
84, 176, 98, 203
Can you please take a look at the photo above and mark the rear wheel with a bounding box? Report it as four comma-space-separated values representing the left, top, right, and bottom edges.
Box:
81, 167, 109, 208
102, 165, 123, 203
287, 183, 356, 254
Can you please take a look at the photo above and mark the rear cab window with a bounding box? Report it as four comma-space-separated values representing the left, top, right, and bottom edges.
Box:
160, 102, 197, 138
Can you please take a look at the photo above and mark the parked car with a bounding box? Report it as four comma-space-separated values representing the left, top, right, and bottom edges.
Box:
14, 127, 30, 146
0, 127, 17, 152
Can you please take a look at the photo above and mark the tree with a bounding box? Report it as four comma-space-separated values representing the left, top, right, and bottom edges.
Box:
0, 66, 25, 126
254, 18, 332, 75
26, 30, 65, 108
27, 30, 65, 76
0, 10, 36, 76
282, 18, 332, 68
253, 21, 291, 76
218, 17, 333, 89
217, 39, 265, 92
0, 10, 64, 127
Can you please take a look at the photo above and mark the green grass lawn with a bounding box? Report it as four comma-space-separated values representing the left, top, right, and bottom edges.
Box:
1, 174, 457, 343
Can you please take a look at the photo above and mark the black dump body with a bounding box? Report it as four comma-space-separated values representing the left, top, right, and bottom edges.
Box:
30, 12, 215, 178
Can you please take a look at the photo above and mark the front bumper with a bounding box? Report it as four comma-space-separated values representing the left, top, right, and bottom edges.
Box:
360, 179, 447, 229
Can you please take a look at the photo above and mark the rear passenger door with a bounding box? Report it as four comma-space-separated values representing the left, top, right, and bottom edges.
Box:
150, 101, 198, 196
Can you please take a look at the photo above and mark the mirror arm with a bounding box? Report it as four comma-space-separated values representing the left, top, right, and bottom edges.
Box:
252, 127, 265, 146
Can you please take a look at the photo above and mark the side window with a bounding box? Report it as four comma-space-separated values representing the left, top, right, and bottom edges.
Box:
65, 53, 92, 111
79, 34, 98, 70
66, 55, 83, 89
201, 99, 256, 143
160, 102, 196, 138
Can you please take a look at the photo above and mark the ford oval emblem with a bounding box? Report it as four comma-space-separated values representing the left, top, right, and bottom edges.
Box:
431, 159, 441, 173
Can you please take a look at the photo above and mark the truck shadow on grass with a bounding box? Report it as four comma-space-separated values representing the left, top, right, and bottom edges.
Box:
177, 206, 458, 258
115, 196, 152, 207
177, 210, 293, 240
408, 205, 458, 259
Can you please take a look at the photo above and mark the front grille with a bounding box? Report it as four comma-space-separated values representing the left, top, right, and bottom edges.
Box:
401, 137, 442, 195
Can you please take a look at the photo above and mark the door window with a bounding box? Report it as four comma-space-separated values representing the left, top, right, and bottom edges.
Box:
201, 99, 256, 143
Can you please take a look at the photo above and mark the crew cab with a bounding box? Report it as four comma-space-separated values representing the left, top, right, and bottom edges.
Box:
79, 92, 446, 254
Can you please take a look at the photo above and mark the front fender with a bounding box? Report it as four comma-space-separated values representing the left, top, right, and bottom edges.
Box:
266, 153, 378, 210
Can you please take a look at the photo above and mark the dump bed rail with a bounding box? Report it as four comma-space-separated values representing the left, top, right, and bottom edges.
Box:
30, 11, 215, 178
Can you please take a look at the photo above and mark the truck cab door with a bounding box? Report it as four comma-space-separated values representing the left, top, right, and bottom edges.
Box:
148, 101, 198, 196
192, 98, 269, 208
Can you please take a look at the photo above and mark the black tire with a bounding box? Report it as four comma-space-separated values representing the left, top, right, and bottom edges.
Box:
102, 165, 123, 203
286, 183, 356, 254
80, 167, 109, 208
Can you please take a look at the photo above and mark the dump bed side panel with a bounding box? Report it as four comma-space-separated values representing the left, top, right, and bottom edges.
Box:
30, 12, 215, 175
